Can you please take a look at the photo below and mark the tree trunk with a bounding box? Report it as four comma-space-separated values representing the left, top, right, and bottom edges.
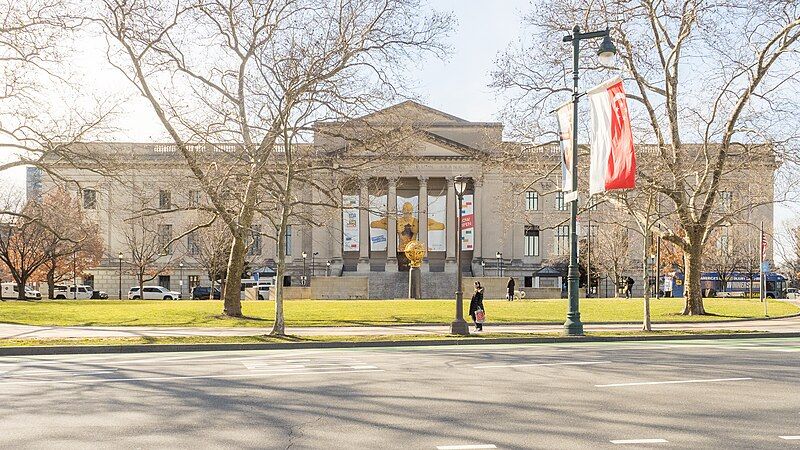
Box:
222, 231, 247, 317
270, 218, 288, 336
47, 266, 55, 299
682, 243, 706, 315
16, 278, 26, 300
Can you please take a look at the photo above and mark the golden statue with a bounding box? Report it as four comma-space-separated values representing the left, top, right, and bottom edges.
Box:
404, 240, 425, 268
370, 201, 445, 251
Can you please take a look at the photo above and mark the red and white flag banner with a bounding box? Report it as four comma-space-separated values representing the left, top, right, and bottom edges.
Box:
555, 100, 574, 193
588, 77, 636, 195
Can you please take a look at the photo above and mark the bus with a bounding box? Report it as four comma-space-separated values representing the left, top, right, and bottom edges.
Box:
661, 271, 787, 299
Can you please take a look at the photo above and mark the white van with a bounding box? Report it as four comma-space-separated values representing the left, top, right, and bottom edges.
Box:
1, 282, 41, 300
52, 285, 104, 300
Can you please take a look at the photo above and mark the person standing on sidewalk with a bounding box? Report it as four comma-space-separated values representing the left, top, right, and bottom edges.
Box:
469, 282, 485, 331
506, 277, 516, 301
625, 276, 635, 298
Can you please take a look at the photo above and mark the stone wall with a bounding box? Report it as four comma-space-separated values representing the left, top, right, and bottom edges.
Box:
311, 277, 368, 299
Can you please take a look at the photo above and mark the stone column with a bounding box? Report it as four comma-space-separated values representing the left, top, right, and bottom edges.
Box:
473, 178, 483, 259
445, 176, 457, 273
418, 177, 429, 271
386, 177, 398, 272
357, 179, 370, 272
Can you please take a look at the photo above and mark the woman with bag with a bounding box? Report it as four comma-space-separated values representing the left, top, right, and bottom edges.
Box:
469, 281, 485, 332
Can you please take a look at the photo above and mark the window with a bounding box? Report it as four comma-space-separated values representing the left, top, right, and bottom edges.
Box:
159, 190, 171, 210
556, 192, 567, 211
524, 225, 540, 257
158, 224, 173, 255
188, 275, 200, 290
82, 189, 97, 209
157, 276, 170, 289
587, 195, 599, 211
720, 191, 733, 211
555, 225, 570, 255
188, 190, 201, 208
284, 225, 292, 256
525, 191, 539, 211
248, 225, 262, 256
187, 232, 199, 256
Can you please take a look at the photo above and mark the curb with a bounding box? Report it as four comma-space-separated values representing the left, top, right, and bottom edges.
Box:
1, 331, 799, 357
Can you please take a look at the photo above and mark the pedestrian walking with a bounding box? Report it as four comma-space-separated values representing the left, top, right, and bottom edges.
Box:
625, 276, 635, 298
506, 277, 515, 301
469, 281, 485, 331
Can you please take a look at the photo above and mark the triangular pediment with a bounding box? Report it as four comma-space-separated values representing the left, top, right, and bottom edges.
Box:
356, 100, 470, 125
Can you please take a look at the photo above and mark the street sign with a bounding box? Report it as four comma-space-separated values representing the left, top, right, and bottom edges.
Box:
565, 191, 579, 203
253, 272, 260, 282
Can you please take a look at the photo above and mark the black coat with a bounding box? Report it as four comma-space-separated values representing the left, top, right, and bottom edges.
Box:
469, 289, 484, 315
507, 279, 515, 292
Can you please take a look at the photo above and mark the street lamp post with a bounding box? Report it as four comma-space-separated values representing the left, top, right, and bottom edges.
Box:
481, 260, 485, 277
72, 250, 77, 299
561, 25, 617, 336
450, 176, 469, 335
655, 230, 661, 300
326, 261, 331, 277
496, 251, 502, 277
312, 252, 318, 278
118, 252, 123, 300
302, 251, 307, 286
179, 262, 184, 298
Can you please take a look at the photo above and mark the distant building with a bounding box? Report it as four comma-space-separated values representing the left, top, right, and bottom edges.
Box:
25, 167, 42, 203
39, 101, 775, 298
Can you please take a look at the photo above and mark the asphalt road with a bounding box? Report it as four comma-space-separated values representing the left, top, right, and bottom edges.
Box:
0, 338, 798, 449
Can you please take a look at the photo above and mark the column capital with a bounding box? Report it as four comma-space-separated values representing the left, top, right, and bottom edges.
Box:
386, 176, 399, 186
418, 176, 429, 185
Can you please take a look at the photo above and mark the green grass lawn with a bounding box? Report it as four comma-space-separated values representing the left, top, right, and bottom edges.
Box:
0, 298, 796, 328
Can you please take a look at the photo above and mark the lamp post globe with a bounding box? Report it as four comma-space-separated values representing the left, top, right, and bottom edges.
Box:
597, 33, 617, 67
302, 252, 308, 286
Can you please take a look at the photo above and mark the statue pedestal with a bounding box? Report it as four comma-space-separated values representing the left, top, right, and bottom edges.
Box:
357, 259, 370, 273
408, 267, 422, 299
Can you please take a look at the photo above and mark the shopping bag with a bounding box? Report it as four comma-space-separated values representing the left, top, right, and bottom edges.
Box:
475, 309, 485, 323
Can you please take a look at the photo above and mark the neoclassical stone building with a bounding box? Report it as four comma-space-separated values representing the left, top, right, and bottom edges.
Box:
33, 101, 775, 298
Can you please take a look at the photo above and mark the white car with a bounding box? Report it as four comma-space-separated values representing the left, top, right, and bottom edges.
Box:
53, 285, 105, 300
128, 286, 182, 300
1, 283, 41, 300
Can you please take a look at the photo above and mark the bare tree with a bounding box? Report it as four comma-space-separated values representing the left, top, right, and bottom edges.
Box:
121, 216, 174, 299
31, 188, 104, 298
97, 0, 453, 333
190, 216, 232, 296
493, 0, 800, 315
0, 0, 117, 191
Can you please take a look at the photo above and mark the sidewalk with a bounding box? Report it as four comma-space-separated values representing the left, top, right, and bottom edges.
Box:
1, 314, 799, 339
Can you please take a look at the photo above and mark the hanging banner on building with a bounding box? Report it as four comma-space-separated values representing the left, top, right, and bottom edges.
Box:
396, 194, 418, 252
368, 194, 387, 251
461, 194, 474, 251
427, 193, 446, 252
342, 194, 359, 252
588, 76, 636, 195
555, 99, 574, 193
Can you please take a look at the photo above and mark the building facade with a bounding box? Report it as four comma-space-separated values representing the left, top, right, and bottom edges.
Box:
33, 101, 775, 298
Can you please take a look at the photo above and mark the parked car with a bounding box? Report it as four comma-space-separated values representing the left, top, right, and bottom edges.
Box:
191, 286, 221, 300
128, 286, 182, 300
53, 285, 107, 300
1, 282, 41, 300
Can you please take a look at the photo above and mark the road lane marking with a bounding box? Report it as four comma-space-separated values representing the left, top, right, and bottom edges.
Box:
596, 377, 752, 387
0, 368, 385, 386
780, 436, 800, 440
436, 445, 497, 450
475, 361, 609, 369
610, 438, 668, 444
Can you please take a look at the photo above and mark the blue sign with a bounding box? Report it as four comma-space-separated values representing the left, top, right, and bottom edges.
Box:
253, 272, 260, 282
761, 261, 770, 272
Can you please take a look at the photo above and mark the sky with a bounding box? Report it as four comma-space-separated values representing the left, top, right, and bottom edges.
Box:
1, 0, 795, 262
